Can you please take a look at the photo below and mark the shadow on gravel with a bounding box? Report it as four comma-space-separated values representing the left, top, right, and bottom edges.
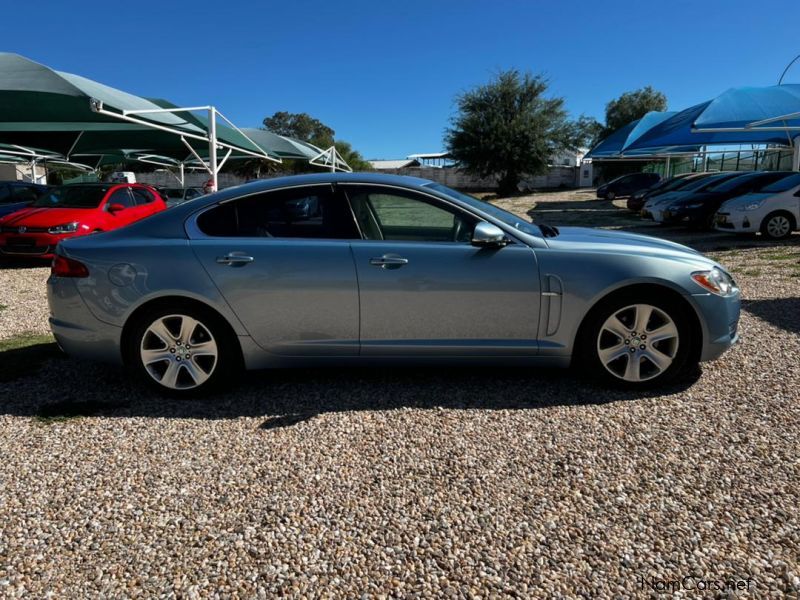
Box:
742, 297, 800, 334
0, 258, 49, 270
0, 354, 702, 428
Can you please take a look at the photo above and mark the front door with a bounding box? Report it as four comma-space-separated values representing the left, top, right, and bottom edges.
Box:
189, 184, 361, 356
343, 185, 541, 356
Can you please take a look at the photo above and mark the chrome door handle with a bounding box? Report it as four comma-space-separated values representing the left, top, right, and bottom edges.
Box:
369, 255, 409, 269
216, 253, 254, 266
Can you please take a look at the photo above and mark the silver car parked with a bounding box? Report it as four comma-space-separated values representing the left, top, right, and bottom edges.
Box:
47, 173, 741, 395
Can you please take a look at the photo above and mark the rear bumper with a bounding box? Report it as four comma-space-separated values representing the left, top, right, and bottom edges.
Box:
47, 274, 124, 365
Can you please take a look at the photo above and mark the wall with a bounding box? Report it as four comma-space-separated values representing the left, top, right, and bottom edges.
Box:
375, 166, 578, 191
133, 171, 250, 189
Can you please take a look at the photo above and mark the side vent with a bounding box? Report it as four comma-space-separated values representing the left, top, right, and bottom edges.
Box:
543, 275, 563, 336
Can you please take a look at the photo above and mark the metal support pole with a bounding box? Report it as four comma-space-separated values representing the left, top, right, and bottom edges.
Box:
793, 137, 800, 171
664, 156, 671, 178
179, 162, 185, 187
208, 107, 218, 192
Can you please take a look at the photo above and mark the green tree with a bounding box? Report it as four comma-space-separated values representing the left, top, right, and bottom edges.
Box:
602, 86, 667, 137
262, 111, 335, 148
445, 70, 580, 196
334, 140, 372, 172
573, 114, 605, 150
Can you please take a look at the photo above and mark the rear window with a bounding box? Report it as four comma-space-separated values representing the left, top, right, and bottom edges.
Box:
33, 186, 109, 208
759, 173, 800, 193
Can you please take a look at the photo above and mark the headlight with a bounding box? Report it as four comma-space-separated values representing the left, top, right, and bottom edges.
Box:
737, 200, 764, 212
691, 268, 738, 296
48, 222, 80, 234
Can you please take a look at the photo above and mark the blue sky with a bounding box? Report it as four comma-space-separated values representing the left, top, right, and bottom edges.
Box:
5, 0, 800, 158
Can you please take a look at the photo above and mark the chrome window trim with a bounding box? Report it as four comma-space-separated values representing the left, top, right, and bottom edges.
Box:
184, 180, 535, 248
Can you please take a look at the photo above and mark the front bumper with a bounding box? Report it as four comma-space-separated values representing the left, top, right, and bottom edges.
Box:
691, 290, 741, 362
661, 207, 707, 225
714, 211, 759, 233
0, 231, 72, 258
47, 274, 124, 365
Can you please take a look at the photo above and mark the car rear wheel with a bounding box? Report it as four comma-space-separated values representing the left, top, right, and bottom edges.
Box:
578, 291, 695, 387
129, 303, 239, 396
760, 211, 794, 240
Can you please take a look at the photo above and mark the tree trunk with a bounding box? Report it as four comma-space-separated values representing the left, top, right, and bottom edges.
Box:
497, 172, 519, 198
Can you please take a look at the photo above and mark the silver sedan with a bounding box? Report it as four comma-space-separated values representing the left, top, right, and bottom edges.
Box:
47, 173, 741, 395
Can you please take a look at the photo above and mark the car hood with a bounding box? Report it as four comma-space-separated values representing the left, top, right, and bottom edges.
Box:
644, 190, 693, 208
544, 226, 716, 265
0, 206, 95, 227
719, 192, 770, 210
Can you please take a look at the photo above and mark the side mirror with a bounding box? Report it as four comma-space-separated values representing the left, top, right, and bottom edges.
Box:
471, 222, 509, 248
107, 203, 126, 213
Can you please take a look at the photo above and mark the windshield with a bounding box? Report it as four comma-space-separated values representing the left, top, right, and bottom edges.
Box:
759, 172, 800, 193
424, 182, 541, 236
163, 188, 185, 198
689, 173, 739, 192
33, 186, 109, 209
704, 173, 759, 193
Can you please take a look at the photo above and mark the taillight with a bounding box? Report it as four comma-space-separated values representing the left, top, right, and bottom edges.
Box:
51, 255, 89, 278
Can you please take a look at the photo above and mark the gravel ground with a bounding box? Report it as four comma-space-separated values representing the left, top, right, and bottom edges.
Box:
0, 264, 50, 340
0, 192, 798, 597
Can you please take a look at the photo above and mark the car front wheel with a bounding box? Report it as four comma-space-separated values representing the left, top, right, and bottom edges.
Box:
579, 292, 695, 387
606, 190, 616, 201
128, 303, 239, 396
760, 211, 794, 240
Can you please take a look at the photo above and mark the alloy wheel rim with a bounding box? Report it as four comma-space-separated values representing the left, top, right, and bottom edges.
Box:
140, 314, 218, 390
597, 304, 679, 382
767, 216, 790, 238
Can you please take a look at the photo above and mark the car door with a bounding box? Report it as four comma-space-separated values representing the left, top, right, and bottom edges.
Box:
102, 187, 138, 228
343, 184, 541, 356
130, 186, 163, 219
188, 184, 361, 356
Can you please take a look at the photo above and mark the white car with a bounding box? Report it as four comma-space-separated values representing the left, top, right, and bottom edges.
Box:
715, 172, 800, 239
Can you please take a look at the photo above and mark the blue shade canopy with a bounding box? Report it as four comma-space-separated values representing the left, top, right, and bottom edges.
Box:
623, 101, 796, 154
586, 111, 676, 157
694, 84, 800, 130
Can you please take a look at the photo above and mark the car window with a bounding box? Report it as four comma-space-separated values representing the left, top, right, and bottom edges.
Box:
107, 188, 135, 208
131, 188, 155, 205
0, 185, 11, 204
346, 187, 476, 243
196, 185, 359, 239
186, 189, 201, 199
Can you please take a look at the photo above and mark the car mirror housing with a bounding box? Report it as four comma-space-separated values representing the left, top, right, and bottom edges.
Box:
471, 222, 509, 247
108, 203, 126, 213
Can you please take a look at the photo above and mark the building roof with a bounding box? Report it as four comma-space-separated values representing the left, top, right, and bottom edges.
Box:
369, 158, 421, 170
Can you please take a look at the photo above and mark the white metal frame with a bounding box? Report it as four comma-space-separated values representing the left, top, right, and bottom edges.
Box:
89, 100, 281, 192
309, 145, 353, 173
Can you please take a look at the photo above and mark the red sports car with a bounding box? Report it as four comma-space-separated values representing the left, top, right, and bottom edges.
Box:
0, 183, 166, 259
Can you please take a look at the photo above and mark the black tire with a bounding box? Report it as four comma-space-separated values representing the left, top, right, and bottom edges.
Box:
126, 301, 241, 397
760, 211, 795, 240
576, 289, 696, 388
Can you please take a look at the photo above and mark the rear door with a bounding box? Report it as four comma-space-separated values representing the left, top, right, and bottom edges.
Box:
189, 184, 361, 356
343, 184, 541, 356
